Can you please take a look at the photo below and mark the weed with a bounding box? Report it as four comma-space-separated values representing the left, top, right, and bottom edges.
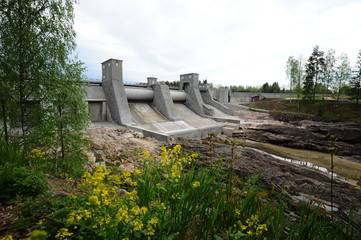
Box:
201, 132, 219, 155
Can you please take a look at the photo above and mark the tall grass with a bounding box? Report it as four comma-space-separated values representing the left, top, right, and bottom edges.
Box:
0, 131, 47, 201
25, 145, 360, 240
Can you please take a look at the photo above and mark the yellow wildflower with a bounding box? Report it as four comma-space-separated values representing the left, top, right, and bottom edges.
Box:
88, 195, 100, 205
0, 235, 13, 240
123, 170, 132, 177
133, 169, 141, 175
148, 217, 158, 225
142, 149, 151, 158
29, 230, 47, 240
171, 193, 181, 200
235, 208, 241, 216
133, 219, 144, 231
159, 202, 167, 210
55, 228, 73, 240
126, 190, 138, 201
192, 181, 201, 187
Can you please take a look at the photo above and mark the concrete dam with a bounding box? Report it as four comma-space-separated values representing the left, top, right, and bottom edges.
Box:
85, 59, 240, 141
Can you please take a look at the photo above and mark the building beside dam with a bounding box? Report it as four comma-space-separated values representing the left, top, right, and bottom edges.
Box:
85, 59, 240, 141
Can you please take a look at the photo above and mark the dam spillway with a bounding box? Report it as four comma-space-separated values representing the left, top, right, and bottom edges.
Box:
85, 58, 240, 142
128, 102, 223, 135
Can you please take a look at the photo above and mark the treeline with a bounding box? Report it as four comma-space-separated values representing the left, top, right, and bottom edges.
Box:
287, 46, 361, 103
230, 82, 285, 93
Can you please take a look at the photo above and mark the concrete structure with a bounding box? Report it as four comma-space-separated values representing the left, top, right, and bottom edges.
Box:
85, 58, 240, 142
101, 59, 132, 124
180, 73, 205, 116
152, 83, 178, 121
211, 89, 293, 103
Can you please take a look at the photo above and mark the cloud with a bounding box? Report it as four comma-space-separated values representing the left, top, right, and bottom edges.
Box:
74, 0, 361, 86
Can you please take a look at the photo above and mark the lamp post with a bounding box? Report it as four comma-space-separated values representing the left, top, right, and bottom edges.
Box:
0, 92, 9, 144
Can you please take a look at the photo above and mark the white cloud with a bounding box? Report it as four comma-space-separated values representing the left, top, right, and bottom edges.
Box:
74, 0, 361, 86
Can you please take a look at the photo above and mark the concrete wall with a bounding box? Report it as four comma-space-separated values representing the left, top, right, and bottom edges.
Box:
211, 89, 293, 103
85, 85, 106, 101
201, 88, 233, 115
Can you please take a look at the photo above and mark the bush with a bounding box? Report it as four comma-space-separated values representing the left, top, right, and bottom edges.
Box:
0, 131, 47, 201
0, 166, 47, 201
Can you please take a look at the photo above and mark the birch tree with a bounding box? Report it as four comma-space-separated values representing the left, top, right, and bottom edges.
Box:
0, 0, 89, 175
335, 53, 351, 101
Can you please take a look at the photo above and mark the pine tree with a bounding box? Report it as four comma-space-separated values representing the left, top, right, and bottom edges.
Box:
304, 46, 325, 100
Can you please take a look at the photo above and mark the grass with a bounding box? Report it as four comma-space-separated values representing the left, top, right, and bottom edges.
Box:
2, 145, 360, 240
1, 132, 360, 239
246, 141, 361, 178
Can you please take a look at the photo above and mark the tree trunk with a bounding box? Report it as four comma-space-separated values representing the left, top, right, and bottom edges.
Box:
337, 79, 341, 102
58, 105, 65, 160
325, 82, 329, 101
313, 74, 318, 101
18, 2, 27, 137
1, 99, 8, 144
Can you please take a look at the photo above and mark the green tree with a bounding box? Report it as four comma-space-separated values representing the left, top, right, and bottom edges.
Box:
350, 50, 361, 104
261, 82, 270, 93
0, 0, 89, 175
286, 56, 300, 100
270, 82, 281, 93
334, 53, 351, 101
322, 49, 336, 100
304, 46, 325, 100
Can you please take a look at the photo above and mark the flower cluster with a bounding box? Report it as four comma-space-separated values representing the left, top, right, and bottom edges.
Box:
155, 145, 198, 183
229, 212, 268, 239
27, 148, 46, 167
29, 148, 46, 159
57, 165, 164, 239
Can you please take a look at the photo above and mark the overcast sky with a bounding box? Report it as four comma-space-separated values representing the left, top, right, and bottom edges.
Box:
74, 0, 361, 88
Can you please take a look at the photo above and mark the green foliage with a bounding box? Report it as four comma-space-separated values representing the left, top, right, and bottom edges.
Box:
261, 82, 281, 93
335, 53, 352, 101
13, 193, 54, 232
164, 81, 180, 87
16, 145, 357, 240
223, 138, 244, 168
201, 132, 219, 154
230, 85, 261, 92
0, 166, 47, 201
39, 146, 272, 239
350, 49, 361, 104
304, 45, 325, 100
286, 56, 301, 95
0, 0, 90, 177
0, 131, 47, 201
0, 0, 82, 132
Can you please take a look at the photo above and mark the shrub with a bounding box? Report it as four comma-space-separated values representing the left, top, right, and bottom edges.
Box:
0, 131, 47, 201
0, 166, 47, 201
